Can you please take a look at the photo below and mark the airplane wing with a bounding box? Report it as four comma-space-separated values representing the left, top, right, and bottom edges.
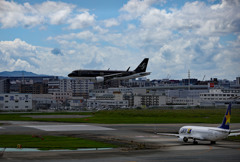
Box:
228, 133, 240, 136
208, 128, 229, 133
228, 129, 240, 136
101, 72, 126, 81
103, 73, 124, 78
230, 129, 240, 133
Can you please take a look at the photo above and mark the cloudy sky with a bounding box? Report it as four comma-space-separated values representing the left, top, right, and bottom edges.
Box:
0, 0, 239, 80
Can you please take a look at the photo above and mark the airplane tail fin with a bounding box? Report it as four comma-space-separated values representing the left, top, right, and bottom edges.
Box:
134, 58, 149, 73
219, 103, 231, 130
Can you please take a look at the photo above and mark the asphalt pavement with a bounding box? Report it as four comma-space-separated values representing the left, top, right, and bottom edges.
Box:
0, 121, 240, 161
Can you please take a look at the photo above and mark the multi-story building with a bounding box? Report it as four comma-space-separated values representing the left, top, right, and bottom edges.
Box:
87, 88, 130, 109
0, 79, 10, 93
200, 89, 239, 101
134, 94, 166, 107
48, 77, 60, 94
60, 79, 72, 93
20, 82, 48, 94
200, 89, 240, 106
236, 77, 240, 85
167, 97, 200, 106
32, 94, 56, 110
67, 96, 85, 108
0, 93, 32, 111
122, 78, 151, 87
70, 79, 94, 98
87, 99, 128, 109
52, 92, 72, 104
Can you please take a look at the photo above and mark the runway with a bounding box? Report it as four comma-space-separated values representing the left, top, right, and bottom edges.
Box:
24, 124, 115, 131
0, 121, 240, 161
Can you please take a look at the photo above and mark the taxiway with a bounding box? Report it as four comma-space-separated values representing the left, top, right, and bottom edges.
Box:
0, 121, 240, 161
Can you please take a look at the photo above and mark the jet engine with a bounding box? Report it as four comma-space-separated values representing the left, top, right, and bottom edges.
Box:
178, 137, 188, 143
95, 76, 104, 83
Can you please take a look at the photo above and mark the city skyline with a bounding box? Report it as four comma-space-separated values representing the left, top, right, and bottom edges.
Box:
0, 0, 240, 80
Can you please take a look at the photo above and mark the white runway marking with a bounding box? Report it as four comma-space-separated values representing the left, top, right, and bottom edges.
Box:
24, 125, 115, 131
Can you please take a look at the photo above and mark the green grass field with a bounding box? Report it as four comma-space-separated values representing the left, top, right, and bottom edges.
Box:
1, 108, 240, 124
0, 135, 116, 150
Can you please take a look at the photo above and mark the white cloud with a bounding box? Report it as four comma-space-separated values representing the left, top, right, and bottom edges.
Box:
120, 0, 156, 20
0, 39, 36, 56
0, 0, 97, 29
0, 38, 132, 76
0, 0, 239, 80
0, 1, 39, 28
93, 26, 108, 34
36, 1, 75, 25
67, 12, 95, 29
14, 59, 31, 69
48, 31, 98, 42
104, 18, 120, 27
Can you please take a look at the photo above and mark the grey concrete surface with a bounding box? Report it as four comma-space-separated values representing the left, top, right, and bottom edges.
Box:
0, 121, 240, 161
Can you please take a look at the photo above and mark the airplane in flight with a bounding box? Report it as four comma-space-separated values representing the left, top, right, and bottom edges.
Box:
157, 103, 240, 144
68, 58, 151, 83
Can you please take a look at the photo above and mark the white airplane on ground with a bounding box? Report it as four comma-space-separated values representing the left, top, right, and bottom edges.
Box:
157, 104, 240, 144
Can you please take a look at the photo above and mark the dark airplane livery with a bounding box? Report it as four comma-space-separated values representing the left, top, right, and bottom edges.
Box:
68, 58, 150, 83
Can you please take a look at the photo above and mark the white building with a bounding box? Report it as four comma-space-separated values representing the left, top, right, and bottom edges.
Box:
48, 78, 60, 94
87, 99, 128, 109
134, 95, 166, 107
60, 79, 72, 93
0, 93, 32, 111
167, 97, 200, 106
200, 89, 239, 101
71, 79, 94, 98
68, 96, 85, 108
165, 89, 208, 99
52, 92, 72, 103
32, 94, 55, 110
199, 89, 240, 106
87, 88, 130, 109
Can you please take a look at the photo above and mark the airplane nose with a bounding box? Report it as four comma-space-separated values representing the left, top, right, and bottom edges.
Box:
68, 73, 73, 77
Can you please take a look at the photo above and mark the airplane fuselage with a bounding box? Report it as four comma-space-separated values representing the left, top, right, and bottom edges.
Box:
158, 104, 239, 144
68, 70, 150, 81
179, 126, 229, 142
68, 58, 150, 82
69, 70, 134, 78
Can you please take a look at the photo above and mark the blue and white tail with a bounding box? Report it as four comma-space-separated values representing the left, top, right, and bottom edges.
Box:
219, 103, 231, 129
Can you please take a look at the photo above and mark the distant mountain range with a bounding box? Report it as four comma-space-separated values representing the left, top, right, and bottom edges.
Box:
0, 71, 68, 79
0, 71, 49, 77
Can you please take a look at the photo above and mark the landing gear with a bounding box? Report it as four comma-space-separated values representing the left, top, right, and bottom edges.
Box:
193, 140, 198, 145
183, 137, 188, 143
210, 141, 216, 144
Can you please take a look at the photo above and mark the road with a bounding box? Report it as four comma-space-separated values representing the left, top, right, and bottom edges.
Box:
0, 121, 240, 161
